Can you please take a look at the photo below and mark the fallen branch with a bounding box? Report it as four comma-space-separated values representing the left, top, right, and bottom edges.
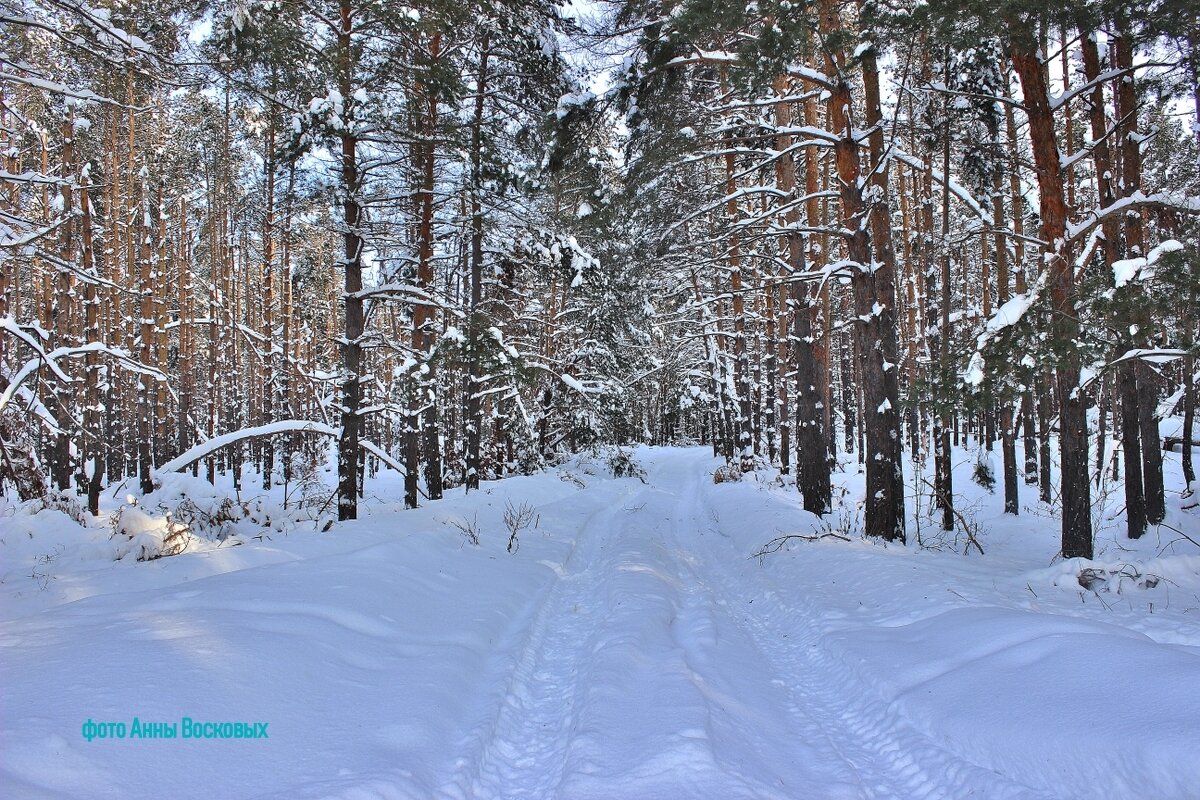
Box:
752, 531, 850, 562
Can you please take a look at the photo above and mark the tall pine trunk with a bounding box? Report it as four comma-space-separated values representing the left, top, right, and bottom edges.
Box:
1010, 40, 1092, 559
336, 0, 364, 521
772, 75, 830, 514
822, 5, 903, 540
1113, 21, 1165, 527
464, 35, 490, 492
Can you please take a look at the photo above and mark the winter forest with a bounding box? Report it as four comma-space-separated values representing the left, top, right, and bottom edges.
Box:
3, 0, 1200, 798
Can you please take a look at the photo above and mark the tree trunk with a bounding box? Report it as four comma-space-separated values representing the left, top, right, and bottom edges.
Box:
993, 173, 1019, 514
336, 0, 364, 521
822, 5, 903, 540
721, 125, 755, 471
1082, 31, 1144, 538
80, 175, 104, 515
137, 182, 154, 495
1113, 21, 1164, 526
1011, 41, 1092, 559
936, 62, 954, 531
772, 74, 830, 514
412, 32, 445, 502
261, 109, 277, 491
465, 35, 490, 492
1184, 351, 1196, 490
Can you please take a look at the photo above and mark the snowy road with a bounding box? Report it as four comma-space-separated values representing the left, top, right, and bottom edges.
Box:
446, 449, 1044, 800
3, 447, 1200, 799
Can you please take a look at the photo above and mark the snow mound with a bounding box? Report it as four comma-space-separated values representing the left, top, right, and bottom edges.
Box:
825, 607, 1200, 799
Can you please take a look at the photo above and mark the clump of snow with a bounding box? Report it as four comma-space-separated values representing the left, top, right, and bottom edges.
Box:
560, 373, 588, 393
1113, 239, 1184, 288
962, 351, 985, 387
555, 90, 595, 120
110, 504, 190, 561
986, 292, 1034, 332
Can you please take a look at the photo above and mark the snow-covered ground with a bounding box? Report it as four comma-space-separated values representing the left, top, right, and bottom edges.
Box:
2, 445, 1200, 799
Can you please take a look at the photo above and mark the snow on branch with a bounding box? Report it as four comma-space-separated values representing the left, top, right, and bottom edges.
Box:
155, 421, 337, 475
0, 71, 142, 108
962, 271, 1050, 388
1077, 349, 1190, 395
1, 215, 70, 249
1112, 240, 1184, 288
560, 373, 593, 395
1050, 62, 1181, 112
1109, 348, 1189, 367
1067, 193, 1200, 247
0, 318, 166, 417
662, 50, 833, 89
1159, 368, 1200, 418
0, 170, 79, 188
893, 151, 988, 226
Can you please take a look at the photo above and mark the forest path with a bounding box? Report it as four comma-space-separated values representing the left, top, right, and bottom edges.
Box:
442, 447, 1050, 800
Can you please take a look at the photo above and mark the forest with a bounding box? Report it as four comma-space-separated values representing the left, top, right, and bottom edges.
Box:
4, 2, 1200, 799
2, 1, 1199, 570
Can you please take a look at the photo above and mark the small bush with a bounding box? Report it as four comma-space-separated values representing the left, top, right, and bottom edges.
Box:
110, 504, 190, 561
713, 463, 741, 484
1078, 565, 1162, 593
503, 500, 537, 553
172, 496, 244, 540
606, 448, 647, 482
444, 512, 481, 546
972, 455, 997, 494
34, 490, 87, 525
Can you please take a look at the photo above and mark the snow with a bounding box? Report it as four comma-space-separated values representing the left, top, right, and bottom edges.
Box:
987, 292, 1034, 333
555, 90, 596, 120
2, 446, 1200, 799
963, 351, 985, 386
1111, 239, 1184, 288
560, 373, 588, 393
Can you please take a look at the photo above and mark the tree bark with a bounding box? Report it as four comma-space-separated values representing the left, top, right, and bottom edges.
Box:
1082, 32, 1145, 538
822, 3, 903, 540
1011, 40, 1092, 558
860, 42, 906, 538
465, 34, 490, 492
411, 32, 445, 503
993, 172, 1019, 514
936, 59, 954, 531
80, 175, 104, 515
722, 126, 755, 470
1113, 21, 1164, 526
772, 74, 830, 514
337, 0, 364, 521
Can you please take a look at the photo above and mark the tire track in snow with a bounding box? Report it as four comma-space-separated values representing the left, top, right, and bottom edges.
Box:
645, 481, 865, 798
632, 495, 863, 797
443, 484, 641, 800
664, 448, 1057, 800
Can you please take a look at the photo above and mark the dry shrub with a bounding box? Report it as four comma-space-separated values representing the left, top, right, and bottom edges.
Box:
713, 463, 741, 484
